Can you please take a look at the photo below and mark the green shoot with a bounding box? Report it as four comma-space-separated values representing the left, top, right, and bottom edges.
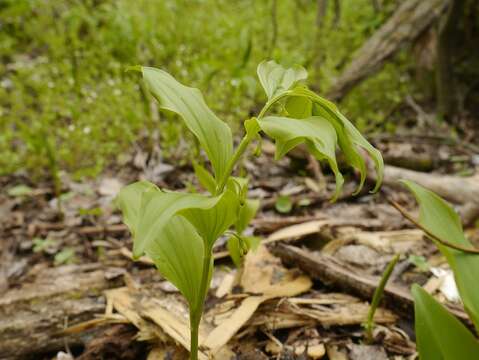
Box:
364, 254, 399, 343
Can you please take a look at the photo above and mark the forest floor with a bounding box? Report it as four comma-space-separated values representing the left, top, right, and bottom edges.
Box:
1, 118, 479, 360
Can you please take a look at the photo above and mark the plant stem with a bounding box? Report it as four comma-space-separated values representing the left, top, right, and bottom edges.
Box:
191, 92, 291, 356
365, 254, 399, 343
189, 246, 213, 360
189, 309, 199, 360
215, 135, 252, 195
215, 93, 288, 195
389, 199, 479, 255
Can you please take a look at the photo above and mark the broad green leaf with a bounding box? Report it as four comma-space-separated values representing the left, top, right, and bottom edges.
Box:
412, 284, 479, 360
145, 215, 212, 308
113, 181, 158, 237
139, 66, 233, 181
193, 162, 216, 194
116, 181, 238, 257
403, 180, 479, 330
257, 60, 307, 100
182, 189, 239, 247
236, 199, 260, 234
115, 181, 219, 308
259, 116, 344, 201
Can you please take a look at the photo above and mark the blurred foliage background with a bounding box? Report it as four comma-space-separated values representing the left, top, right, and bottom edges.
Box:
0, 0, 455, 179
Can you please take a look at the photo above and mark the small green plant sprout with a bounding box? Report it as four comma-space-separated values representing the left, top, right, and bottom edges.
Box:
115, 60, 383, 359
364, 253, 400, 343
395, 180, 479, 359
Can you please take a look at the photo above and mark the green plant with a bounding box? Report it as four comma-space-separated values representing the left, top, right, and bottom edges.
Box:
364, 253, 399, 343
115, 60, 383, 359
397, 181, 479, 359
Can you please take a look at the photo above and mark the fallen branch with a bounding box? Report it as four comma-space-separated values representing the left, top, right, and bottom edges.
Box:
271, 243, 470, 324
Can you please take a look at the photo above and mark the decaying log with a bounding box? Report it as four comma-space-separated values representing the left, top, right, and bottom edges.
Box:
382, 165, 479, 225
0, 263, 128, 359
327, 0, 448, 101
272, 243, 470, 324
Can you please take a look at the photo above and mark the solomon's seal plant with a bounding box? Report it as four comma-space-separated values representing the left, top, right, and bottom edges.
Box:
115, 60, 383, 359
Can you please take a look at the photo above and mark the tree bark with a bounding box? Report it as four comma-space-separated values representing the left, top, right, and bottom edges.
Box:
436, 0, 465, 119
327, 0, 448, 101
316, 0, 328, 28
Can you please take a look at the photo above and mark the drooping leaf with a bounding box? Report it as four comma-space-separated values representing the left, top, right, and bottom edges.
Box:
259, 116, 344, 201
227, 236, 242, 268
257, 60, 307, 100
193, 162, 216, 194
291, 86, 383, 193
227, 234, 261, 268
139, 66, 233, 181
145, 215, 212, 308
412, 284, 479, 360
312, 102, 367, 194
403, 180, 479, 331
339, 110, 383, 193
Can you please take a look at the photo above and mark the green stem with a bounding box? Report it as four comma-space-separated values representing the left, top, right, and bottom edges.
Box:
190, 246, 213, 360
215, 135, 252, 195
191, 92, 291, 356
190, 309, 199, 360
365, 254, 400, 343
215, 93, 288, 195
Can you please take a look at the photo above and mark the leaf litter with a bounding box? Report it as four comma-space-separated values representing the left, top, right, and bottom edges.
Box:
0, 136, 477, 359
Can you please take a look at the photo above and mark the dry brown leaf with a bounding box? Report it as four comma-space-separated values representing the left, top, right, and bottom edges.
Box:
204, 246, 312, 353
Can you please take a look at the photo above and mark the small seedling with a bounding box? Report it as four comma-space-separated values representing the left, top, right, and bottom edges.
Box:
364, 253, 399, 343
275, 195, 293, 213
116, 60, 383, 359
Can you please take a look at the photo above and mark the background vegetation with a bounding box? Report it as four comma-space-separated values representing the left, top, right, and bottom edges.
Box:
0, 0, 413, 178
